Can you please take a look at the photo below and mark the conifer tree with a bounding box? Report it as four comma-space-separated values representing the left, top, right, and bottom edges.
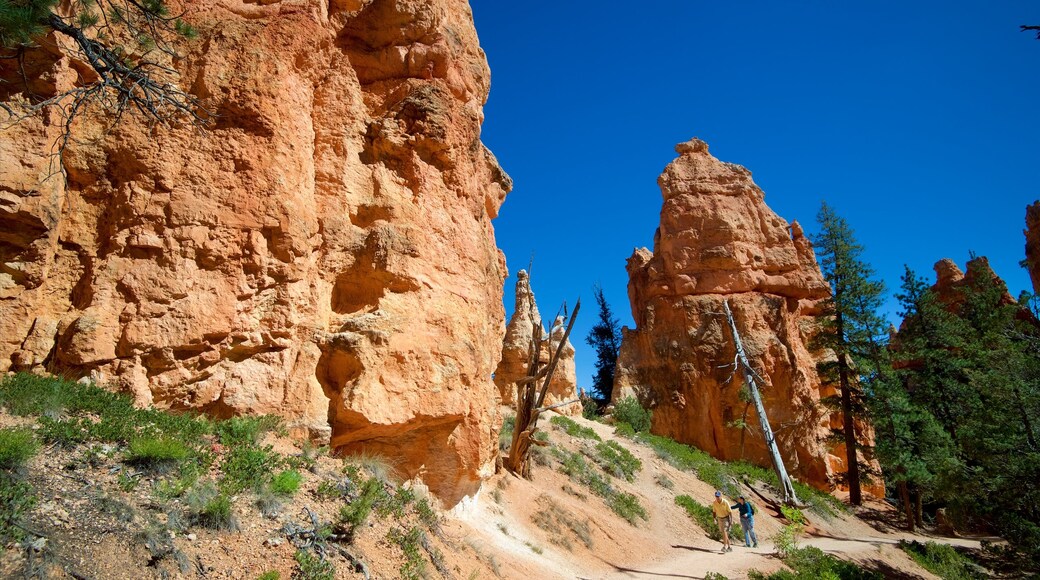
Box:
812, 202, 887, 506
585, 284, 622, 403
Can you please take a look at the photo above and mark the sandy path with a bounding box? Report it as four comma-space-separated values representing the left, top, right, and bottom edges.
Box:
592, 533, 983, 580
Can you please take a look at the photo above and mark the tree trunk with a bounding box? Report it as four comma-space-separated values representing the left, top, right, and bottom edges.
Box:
835, 312, 863, 506
898, 481, 915, 532
914, 492, 924, 528
504, 300, 580, 478
723, 301, 800, 505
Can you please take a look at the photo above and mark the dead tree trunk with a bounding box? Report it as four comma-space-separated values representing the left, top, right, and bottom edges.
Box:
504, 300, 581, 478
722, 300, 801, 505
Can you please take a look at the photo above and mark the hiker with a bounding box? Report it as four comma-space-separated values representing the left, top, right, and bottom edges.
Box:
711, 490, 733, 552
731, 495, 759, 548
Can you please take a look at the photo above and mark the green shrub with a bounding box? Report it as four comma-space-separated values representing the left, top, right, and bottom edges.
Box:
550, 415, 602, 441
415, 497, 440, 531
614, 422, 636, 438
0, 428, 38, 469
294, 549, 334, 580
388, 526, 426, 580
0, 474, 35, 542
270, 470, 302, 496
674, 495, 742, 542
594, 440, 641, 481
581, 397, 601, 421
126, 437, 190, 469
499, 414, 515, 451
257, 572, 280, 580
552, 447, 647, 525
186, 483, 237, 531
221, 444, 281, 493
900, 541, 983, 580
705, 573, 730, 580
612, 396, 652, 433
339, 477, 386, 537
216, 415, 280, 447
749, 546, 883, 580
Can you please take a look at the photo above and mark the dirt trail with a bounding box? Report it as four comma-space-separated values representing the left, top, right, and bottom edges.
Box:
464, 408, 985, 580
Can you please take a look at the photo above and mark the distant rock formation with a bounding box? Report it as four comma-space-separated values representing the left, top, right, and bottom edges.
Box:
0, 0, 511, 506
930, 257, 1020, 310
1025, 202, 1040, 294
614, 139, 882, 496
494, 271, 580, 416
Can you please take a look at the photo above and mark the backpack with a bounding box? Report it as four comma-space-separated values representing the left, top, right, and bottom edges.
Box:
749, 502, 756, 515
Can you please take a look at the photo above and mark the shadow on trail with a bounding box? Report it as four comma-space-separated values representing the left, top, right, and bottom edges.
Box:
670, 544, 720, 554
861, 558, 930, 580
806, 531, 898, 546
590, 554, 707, 579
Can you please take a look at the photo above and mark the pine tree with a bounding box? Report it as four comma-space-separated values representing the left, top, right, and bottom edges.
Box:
812, 201, 887, 506
585, 284, 622, 403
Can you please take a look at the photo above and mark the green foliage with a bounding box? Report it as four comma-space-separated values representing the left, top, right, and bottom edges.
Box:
635, 431, 842, 517
414, 497, 440, 531
674, 495, 741, 542
614, 422, 636, 439
594, 440, 641, 481
216, 415, 280, 447
585, 284, 622, 401
0, 474, 35, 543
812, 202, 889, 504
270, 470, 302, 496
552, 447, 647, 524
339, 477, 386, 537
900, 541, 983, 580
499, 414, 515, 451
0, 428, 38, 469
185, 481, 237, 530
0, 0, 59, 47
749, 546, 883, 580
388, 526, 427, 580
126, 436, 190, 469
612, 396, 652, 433
581, 395, 601, 420
550, 415, 602, 441
705, 574, 730, 580
257, 572, 280, 580
221, 444, 281, 493
781, 505, 807, 525
294, 549, 335, 580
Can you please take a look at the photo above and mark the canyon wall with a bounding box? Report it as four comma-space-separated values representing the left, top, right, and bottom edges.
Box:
1026, 202, 1040, 295
494, 270, 580, 416
614, 139, 882, 495
0, 0, 510, 505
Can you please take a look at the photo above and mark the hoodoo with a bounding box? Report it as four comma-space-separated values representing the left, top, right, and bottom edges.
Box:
0, 0, 510, 505
614, 139, 882, 495
494, 270, 580, 416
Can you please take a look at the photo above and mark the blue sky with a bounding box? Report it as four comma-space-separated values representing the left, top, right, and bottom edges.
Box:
471, 1, 1040, 394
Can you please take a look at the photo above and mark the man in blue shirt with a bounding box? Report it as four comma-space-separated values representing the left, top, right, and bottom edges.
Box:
731, 496, 759, 548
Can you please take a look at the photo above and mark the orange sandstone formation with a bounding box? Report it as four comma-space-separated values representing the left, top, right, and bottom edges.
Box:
1025, 202, 1040, 294
0, 0, 510, 505
614, 139, 881, 495
494, 271, 580, 415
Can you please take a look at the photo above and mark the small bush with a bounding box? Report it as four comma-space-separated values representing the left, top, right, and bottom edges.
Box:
271, 470, 302, 496
0, 428, 38, 469
612, 396, 651, 433
339, 477, 386, 537
216, 415, 280, 447
221, 444, 281, 493
0, 474, 35, 542
186, 481, 238, 530
749, 545, 883, 579
499, 414, 515, 451
550, 415, 602, 441
900, 540, 983, 580
294, 549, 335, 580
594, 440, 641, 481
705, 573, 730, 580
552, 447, 647, 525
126, 437, 190, 470
415, 497, 440, 532
388, 526, 426, 580
614, 422, 636, 438
257, 572, 280, 580
581, 397, 601, 421
655, 474, 675, 490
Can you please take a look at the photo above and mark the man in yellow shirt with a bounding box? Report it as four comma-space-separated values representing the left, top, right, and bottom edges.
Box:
712, 490, 733, 552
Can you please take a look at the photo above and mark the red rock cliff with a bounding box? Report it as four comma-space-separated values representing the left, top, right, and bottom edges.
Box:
1026, 202, 1040, 294
0, 0, 510, 506
614, 139, 882, 496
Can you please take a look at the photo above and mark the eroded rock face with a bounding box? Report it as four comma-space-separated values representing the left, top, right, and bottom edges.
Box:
614, 139, 882, 496
1025, 202, 1040, 294
0, 0, 510, 505
494, 270, 579, 415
